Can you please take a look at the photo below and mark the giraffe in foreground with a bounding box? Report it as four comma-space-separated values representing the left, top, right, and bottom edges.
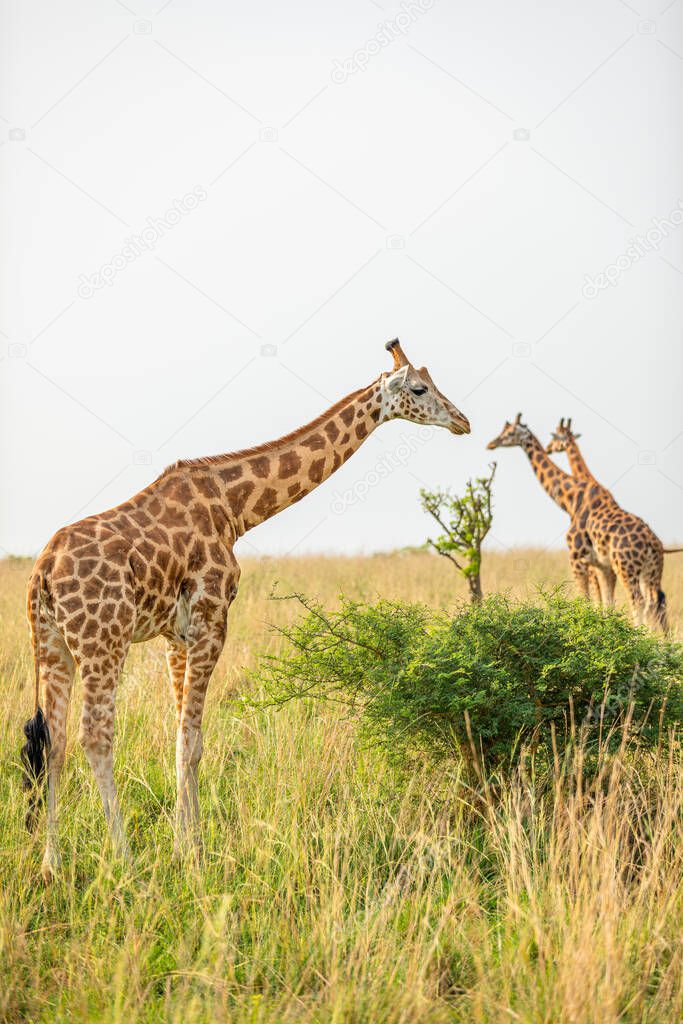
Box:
546, 417, 682, 629
22, 339, 470, 879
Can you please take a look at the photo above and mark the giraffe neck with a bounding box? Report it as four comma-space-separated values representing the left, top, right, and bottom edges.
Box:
168, 381, 384, 537
565, 439, 593, 480
521, 434, 580, 516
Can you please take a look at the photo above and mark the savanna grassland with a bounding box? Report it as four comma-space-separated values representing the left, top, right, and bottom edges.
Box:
1, 550, 682, 1024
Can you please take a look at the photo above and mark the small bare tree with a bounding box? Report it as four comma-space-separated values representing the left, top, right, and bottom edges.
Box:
420, 463, 496, 604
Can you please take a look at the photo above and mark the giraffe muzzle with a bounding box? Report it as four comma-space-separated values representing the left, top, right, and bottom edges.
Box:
450, 412, 471, 435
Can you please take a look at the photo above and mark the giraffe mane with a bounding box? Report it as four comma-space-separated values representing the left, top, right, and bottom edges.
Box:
156, 382, 374, 479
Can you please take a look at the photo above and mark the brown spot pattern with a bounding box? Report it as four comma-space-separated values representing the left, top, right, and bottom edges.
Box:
226, 481, 255, 515
309, 458, 326, 483
251, 487, 278, 518
301, 434, 325, 451
248, 456, 270, 478
278, 451, 301, 478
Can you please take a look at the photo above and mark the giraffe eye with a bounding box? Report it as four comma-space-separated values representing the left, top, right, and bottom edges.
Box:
410, 386, 427, 396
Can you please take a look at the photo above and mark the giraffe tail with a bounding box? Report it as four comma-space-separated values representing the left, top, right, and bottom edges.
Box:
21, 571, 50, 833
654, 589, 669, 634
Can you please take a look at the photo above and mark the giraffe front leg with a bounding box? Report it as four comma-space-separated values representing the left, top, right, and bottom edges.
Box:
566, 527, 597, 602
174, 608, 227, 862
587, 567, 602, 604
568, 552, 591, 599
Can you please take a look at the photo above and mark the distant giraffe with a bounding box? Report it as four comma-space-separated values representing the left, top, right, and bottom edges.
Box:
546, 417, 683, 630
547, 417, 615, 606
22, 339, 470, 880
487, 414, 602, 606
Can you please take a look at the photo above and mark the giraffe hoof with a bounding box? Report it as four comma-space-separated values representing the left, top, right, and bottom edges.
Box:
172, 838, 202, 866
41, 849, 62, 883
115, 845, 133, 867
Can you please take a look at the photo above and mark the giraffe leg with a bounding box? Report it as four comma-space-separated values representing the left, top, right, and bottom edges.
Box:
595, 566, 616, 608
640, 572, 668, 633
587, 567, 602, 604
40, 625, 76, 882
567, 527, 599, 603
642, 585, 667, 633
568, 552, 592, 599
174, 611, 227, 861
77, 641, 132, 862
616, 569, 645, 626
165, 639, 187, 724
642, 547, 667, 633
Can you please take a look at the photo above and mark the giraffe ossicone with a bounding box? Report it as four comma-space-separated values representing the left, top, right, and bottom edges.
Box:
21, 338, 470, 879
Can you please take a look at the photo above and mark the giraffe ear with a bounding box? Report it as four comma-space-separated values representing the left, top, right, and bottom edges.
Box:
573, 432, 582, 439
385, 365, 409, 393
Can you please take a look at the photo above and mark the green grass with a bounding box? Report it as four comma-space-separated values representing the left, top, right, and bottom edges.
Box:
1, 553, 682, 1023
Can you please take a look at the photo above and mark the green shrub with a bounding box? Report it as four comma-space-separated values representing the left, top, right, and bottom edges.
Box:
256, 593, 683, 772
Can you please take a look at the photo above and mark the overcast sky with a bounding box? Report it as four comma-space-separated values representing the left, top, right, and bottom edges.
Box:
2, 0, 682, 559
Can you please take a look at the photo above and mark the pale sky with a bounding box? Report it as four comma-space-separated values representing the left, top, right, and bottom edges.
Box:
2, 0, 682, 558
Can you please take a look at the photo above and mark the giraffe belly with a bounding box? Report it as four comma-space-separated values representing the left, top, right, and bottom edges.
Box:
131, 584, 202, 645
131, 593, 180, 644
589, 542, 611, 568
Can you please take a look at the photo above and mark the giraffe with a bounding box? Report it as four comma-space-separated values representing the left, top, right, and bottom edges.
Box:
21, 339, 470, 879
546, 417, 615, 607
546, 417, 683, 631
487, 414, 609, 608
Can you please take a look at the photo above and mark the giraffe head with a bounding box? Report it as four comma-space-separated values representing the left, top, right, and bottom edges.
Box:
546, 417, 581, 454
379, 339, 470, 435
486, 413, 532, 449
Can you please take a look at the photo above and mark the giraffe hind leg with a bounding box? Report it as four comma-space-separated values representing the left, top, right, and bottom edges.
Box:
595, 566, 616, 608
615, 564, 645, 627
641, 579, 668, 633
78, 655, 131, 862
32, 625, 76, 881
652, 588, 668, 634
641, 548, 667, 633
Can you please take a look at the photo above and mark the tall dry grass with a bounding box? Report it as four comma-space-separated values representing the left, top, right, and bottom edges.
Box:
0, 550, 681, 1023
